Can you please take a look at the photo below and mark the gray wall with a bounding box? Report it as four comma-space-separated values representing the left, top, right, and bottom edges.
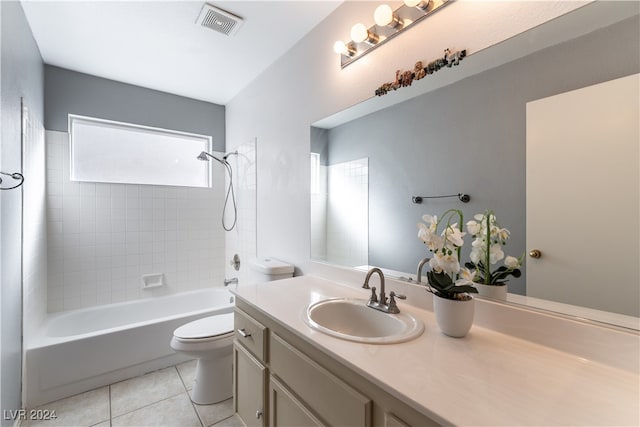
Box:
1, 1, 44, 420
44, 66, 226, 151
310, 126, 328, 166
321, 17, 639, 295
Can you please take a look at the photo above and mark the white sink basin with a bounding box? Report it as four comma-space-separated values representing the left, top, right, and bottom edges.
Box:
304, 298, 424, 344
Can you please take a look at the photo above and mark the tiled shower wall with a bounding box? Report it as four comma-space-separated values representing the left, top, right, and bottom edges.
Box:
326, 158, 368, 267
23, 103, 48, 336
46, 130, 226, 312
309, 158, 368, 268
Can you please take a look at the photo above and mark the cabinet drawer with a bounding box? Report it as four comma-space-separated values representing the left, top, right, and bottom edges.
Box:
234, 308, 267, 362
270, 333, 372, 426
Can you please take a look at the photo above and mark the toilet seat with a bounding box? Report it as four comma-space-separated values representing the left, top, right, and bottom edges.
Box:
173, 313, 234, 343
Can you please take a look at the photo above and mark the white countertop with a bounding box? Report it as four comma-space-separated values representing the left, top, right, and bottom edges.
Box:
233, 276, 640, 426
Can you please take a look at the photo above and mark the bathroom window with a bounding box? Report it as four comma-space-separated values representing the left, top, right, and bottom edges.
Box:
69, 114, 212, 187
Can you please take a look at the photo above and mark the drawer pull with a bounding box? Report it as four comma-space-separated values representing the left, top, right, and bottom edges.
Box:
256, 410, 263, 419
237, 328, 252, 338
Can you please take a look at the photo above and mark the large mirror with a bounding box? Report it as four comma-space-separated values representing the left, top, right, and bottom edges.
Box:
310, 2, 639, 329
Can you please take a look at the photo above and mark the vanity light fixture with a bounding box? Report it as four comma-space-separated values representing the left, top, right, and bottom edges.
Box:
351, 23, 380, 44
333, 0, 451, 68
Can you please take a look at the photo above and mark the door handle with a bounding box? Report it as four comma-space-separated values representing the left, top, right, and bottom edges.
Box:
529, 249, 542, 259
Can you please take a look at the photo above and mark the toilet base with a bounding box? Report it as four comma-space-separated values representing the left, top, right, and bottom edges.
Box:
191, 352, 233, 405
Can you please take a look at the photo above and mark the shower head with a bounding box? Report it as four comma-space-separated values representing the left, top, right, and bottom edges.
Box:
197, 151, 226, 165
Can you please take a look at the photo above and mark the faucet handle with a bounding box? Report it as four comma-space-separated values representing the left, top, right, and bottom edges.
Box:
388, 291, 406, 313
369, 286, 378, 304
390, 291, 406, 300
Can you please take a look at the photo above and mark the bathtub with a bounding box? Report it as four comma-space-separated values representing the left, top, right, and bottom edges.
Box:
24, 288, 234, 408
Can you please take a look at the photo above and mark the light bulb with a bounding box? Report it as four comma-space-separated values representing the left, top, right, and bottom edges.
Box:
333, 41, 347, 55
404, 0, 430, 10
333, 41, 356, 57
350, 23, 368, 43
374, 4, 403, 28
374, 4, 393, 26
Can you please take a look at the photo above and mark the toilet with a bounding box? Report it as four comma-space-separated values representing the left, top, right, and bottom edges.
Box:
170, 313, 235, 404
248, 257, 295, 283
170, 258, 294, 404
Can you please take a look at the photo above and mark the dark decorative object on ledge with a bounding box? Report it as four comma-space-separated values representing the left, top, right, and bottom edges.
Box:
375, 48, 466, 96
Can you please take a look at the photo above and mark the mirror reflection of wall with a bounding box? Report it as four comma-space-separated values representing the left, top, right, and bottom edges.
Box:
311, 122, 369, 267
310, 13, 639, 320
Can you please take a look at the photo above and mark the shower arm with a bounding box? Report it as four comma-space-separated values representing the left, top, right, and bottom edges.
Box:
197, 151, 226, 166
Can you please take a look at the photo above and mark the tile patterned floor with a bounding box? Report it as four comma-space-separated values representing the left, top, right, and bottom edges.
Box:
22, 360, 243, 427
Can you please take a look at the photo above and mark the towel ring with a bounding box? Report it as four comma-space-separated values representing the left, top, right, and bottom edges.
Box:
0, 172, 24, 190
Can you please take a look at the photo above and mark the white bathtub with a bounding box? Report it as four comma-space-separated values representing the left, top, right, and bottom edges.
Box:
24, 288, 234, 408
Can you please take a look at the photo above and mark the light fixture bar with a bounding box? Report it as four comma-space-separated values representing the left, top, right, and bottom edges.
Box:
338, 0, 452, 69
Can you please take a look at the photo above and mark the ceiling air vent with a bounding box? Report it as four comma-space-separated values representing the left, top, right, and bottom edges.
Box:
196, 3, 243, 37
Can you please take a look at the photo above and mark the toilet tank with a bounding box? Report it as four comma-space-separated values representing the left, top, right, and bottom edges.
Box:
249, 258, 294, 283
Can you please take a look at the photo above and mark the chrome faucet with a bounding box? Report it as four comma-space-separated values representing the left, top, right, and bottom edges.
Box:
224, 277, 238, 287
416, 257, 430, 284
362, 268, 406, 314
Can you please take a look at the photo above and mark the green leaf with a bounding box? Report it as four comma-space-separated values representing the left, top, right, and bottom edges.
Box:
450, 285, 479, 294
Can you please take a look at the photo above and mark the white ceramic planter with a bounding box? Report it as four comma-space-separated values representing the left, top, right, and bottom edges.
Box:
433, 295, 475, 338
474, 283, 508, 300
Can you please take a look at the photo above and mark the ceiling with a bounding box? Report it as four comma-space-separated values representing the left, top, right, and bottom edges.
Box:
21, 1, 342, 105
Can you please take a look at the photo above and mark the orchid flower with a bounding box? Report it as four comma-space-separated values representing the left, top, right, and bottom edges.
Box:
465, 210, 522, 286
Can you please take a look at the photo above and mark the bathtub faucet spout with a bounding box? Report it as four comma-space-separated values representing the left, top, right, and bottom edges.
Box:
224, 277, 238, 287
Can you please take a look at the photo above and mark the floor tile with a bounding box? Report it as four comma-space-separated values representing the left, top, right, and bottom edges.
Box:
212, 414, 244, 427
111, 392, 201, 427
176, 359, 197, 390
194, 398, 234, 427
24, 387, 110, 427
110, 367, 186, 416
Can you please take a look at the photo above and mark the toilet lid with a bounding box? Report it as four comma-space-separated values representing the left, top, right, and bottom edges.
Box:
174, 313, 234, 339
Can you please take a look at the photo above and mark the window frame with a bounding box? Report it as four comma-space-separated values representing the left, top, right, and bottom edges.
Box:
68, 114, 213, 187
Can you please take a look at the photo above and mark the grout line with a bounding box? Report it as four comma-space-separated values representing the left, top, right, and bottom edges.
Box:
175, 365, 205, 427
108, 385, 113, 427
211, 414, 236, 427
190, 397, 206, 427
175, 364, 190, 391
110, 389, 188, 420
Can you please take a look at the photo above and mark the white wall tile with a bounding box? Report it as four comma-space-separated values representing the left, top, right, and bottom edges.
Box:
46, 130, 226, 311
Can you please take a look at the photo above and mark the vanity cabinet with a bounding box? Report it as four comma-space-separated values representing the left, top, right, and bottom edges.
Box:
234, 343, 267, 427
269, 376, 323, 426
233, 300, 439, 427
270, 333, 371, 426
233, 308, 268, 426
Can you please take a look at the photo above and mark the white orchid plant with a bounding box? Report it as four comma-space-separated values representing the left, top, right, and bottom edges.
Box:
464, 210, 522, 286
417, 209, 478, 300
